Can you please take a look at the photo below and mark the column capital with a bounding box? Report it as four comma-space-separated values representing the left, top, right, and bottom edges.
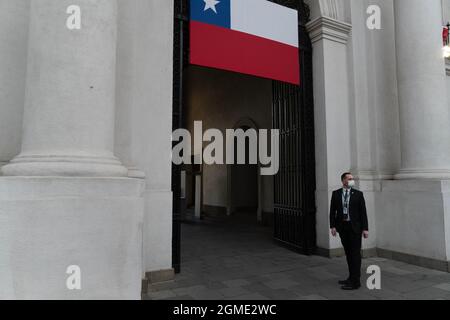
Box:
306, 16, 352, 45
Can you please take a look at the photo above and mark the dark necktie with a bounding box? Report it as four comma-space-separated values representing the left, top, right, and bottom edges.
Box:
343, 190, 349, 221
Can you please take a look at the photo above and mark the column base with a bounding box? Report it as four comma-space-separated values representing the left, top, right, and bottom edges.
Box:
394, 169, 450, 180
352, 169, 390, 181
143, 190, 173, 276
0, 176, 145, 299
378, 179, 450, 265
1, 154, 128, 177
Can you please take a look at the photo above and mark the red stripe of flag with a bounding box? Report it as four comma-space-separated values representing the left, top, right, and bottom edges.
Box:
190, 21, 300, 85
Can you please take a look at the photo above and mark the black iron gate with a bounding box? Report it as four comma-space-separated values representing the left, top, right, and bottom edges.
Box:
172, 0, 316, 273
172, 0, 189, 274
271, 0, 316, 254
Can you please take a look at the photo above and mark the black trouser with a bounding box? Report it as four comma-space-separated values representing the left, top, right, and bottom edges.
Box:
339, 222, 362, 285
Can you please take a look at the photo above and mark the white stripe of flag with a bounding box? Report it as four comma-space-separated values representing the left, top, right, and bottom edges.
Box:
230, 0, 299, 48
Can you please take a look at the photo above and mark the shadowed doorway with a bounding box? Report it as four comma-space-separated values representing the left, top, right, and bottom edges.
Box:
230, 125, 259, 219
172, 0, 316, 274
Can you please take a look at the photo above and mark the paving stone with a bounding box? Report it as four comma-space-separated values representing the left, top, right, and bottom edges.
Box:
398, 263, 446, 275
223, 279, 251, 288
164, 295, 195, 300
298, 294, 328, 300
306, 266, 340, 281
219, 287, 252, 298
382, 278, 436, 294
189, 288, 225, 300
261, 272, 295, 281
173, 285, 206, 296
205, 281, 228, 290
365, 257, 388, 263
263, 278, 299, 290
258, 288, 299, 300
146, 289, 177, 300
433, 282, 450, 292
230, 293, 270, 300
241, 282, 278, 297
383, 266, 414, 276
364, 287, 405, 300
148, 281, 178, 292
403, 286, 450, 300
151, 217, 450, 300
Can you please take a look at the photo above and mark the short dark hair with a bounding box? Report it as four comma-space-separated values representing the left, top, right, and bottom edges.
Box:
341, 172, 352, 181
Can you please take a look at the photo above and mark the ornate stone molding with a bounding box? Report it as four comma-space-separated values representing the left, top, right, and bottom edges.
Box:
306, 16, 352, 44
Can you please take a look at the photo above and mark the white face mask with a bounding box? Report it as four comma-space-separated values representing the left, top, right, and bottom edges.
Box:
347, 180, 355, 188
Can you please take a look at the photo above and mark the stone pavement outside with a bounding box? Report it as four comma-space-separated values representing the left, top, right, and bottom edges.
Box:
144, 214, 450, 300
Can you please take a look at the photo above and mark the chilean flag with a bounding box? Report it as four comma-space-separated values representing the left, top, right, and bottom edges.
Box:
190, 0, 300, 85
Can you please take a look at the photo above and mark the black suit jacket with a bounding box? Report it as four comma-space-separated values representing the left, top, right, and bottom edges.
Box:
329, 188, 368, 234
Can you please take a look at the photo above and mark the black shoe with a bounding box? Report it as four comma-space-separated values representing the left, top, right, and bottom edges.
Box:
338, 279, 350, 285
341, 283, 361, 290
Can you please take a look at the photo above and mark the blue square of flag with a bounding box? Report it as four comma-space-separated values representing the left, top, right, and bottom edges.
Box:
190, 0, 231, 29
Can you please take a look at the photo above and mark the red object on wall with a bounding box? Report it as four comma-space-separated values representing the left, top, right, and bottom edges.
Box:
444, 26, 449, 45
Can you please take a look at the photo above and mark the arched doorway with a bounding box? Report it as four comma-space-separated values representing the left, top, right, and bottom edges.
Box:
227, 118, 263, 223
172, 0, 316, 274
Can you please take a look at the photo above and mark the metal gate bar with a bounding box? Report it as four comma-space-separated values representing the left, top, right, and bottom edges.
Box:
272, 0, 316, 254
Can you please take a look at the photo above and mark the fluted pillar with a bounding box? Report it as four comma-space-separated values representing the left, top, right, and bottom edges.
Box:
1, 0, 127, 177
394, 0, 450, 179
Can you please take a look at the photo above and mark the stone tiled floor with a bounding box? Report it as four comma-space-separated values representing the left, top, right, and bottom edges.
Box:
144, 214, 450, 300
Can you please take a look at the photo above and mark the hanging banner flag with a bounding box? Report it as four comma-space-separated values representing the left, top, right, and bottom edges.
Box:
189, 0, 300, 85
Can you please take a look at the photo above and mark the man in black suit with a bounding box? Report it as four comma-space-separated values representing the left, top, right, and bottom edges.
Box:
330, 172, 369, 290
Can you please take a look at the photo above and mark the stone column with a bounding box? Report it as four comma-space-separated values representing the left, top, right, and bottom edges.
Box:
1, 0, 127, 177
0, 0, 29, 169
0, 0, 145, 300
394, 0, 450, 179
306, 15, 356, 254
